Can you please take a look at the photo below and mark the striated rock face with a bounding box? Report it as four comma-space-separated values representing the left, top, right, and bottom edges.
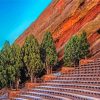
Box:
16, 0, 100, 59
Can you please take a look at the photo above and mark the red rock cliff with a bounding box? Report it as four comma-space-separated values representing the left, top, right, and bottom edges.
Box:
16, 0, 100, 59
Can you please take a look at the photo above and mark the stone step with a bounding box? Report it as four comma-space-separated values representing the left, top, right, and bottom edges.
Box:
20, 91, 70, 100
69, 71, 100, 74
16, 95, 44, 100
13, 98, 28, 100
48, 79, 100, 82
61, 73, 100, 77
76, 67, 100, 70
88, 60, 100, 64
80, 69, 100, 72
74, 68, 100, 72
34, 86, 100, 98
53, 77, 100, 81
80, 63, 100, 67
75, 65, 100, 70
39, 83, 100, 91
58, 76, 100, 78
45, 80, 100, 85
25, 89, 100, 100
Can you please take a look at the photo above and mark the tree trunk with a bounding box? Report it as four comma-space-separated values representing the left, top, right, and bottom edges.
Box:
16, 78, 19, 90
30, 74, 33, 83
34, 77, 37, 83
45, 62, 49, 75
10, 81, 12, 90
50, 66, 52, 74
85, 56, 87, 59
47, 66, 51, 75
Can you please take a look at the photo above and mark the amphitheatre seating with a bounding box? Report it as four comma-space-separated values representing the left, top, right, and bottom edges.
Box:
12, 58, 100, 100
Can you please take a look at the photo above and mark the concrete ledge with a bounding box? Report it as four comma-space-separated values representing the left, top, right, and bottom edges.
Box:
43, 74, 57, 82
25, 83, 40, 89
8, 90, 20, 99
61, 67, 74, 74
80, 59, 94, 65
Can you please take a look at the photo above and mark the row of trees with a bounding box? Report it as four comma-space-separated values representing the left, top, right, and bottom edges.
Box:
0, 32, 58, 89
64, 32, 90, 66
0, 31, 90, 89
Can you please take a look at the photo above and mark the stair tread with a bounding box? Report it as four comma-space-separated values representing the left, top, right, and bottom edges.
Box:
42, 83, 100, 87
19, 94, 45, 100
34, 86, 100, 94
27, 90, 100, 100
48, 79, 100, 82
13, 98, 28, 100
55, 77, 100, 79
21, 91, 71, 100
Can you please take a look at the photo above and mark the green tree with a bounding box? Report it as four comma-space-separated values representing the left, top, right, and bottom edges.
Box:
64, 40, 72, 66
1, 41, 16, 89
22, 35, 43, 82
41, 32, 58, 74
11, 43, 22, 90
71, 35, 80, 66
64, 35, 80, 67
64, 32, 90, 67
0, 51, 7, 88
79, 31, 90, 59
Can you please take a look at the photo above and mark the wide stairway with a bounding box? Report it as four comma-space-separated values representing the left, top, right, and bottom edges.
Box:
13, 58, 100, 100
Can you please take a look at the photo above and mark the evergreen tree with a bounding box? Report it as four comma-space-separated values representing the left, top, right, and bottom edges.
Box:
64, 40, 72, 66
64, 35, 80, 67
20, 47, 28, 84
79, 31, 90, 59
71, 35, 80, 66
22, 35, 43, 82
0, 66, 6, 88
0, 51, 7, 88
64, 32, 90, 67
41, 32, 58, 74
11, 43, 22, 90
1, 41, 16, 88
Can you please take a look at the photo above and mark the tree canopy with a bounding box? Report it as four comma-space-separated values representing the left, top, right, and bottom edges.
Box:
22, 35, 43, 82
64, 32, 90, 67
41, 32, 58, 74
78, 31, 90, 59
0, 41, 16, 88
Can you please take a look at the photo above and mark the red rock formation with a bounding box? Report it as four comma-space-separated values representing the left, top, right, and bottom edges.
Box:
16, 0, 100, 59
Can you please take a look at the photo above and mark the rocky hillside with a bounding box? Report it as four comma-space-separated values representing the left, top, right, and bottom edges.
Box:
16, 0, 100, 59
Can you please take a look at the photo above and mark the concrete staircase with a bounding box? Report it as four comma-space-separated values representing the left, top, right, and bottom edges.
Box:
13, 58, 100, 100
